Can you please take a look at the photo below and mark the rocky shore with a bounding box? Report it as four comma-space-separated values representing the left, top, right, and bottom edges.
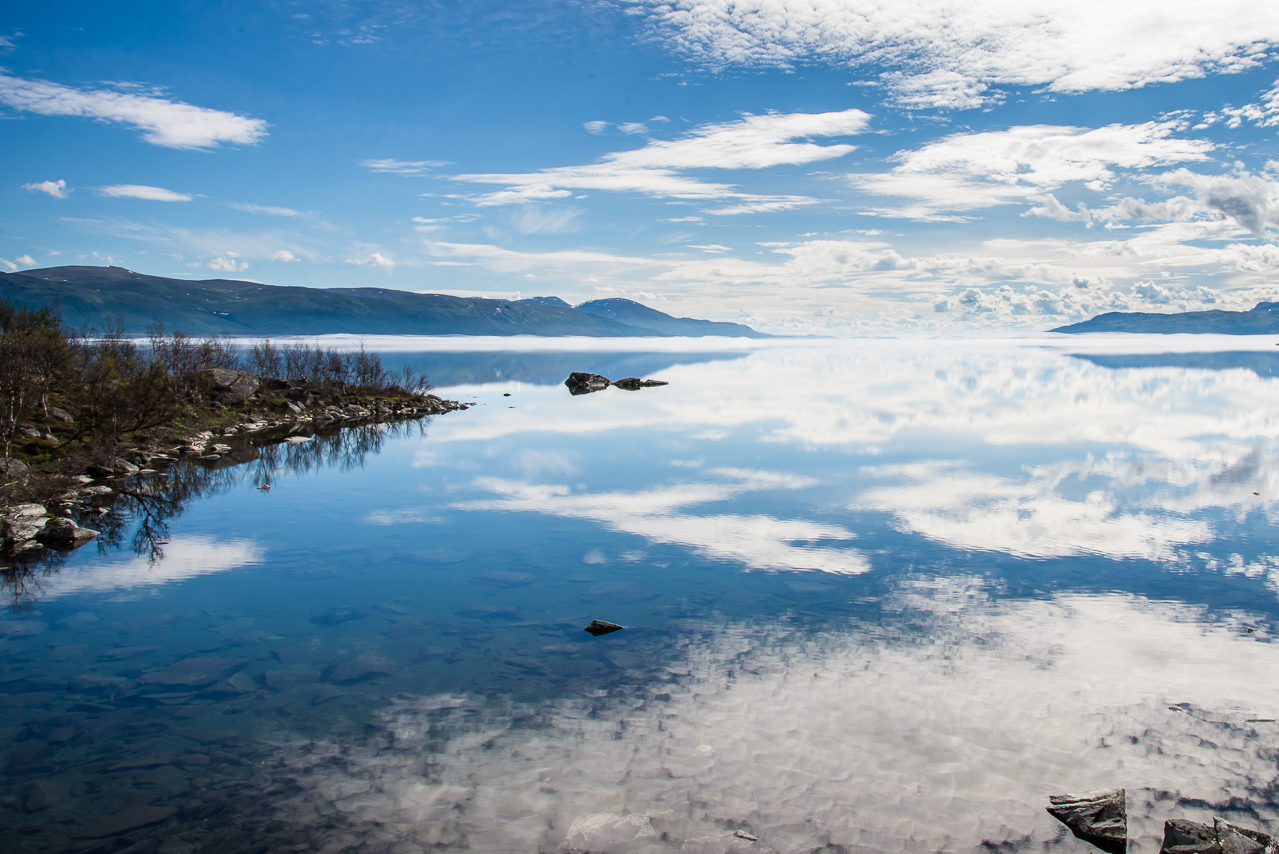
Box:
1, 367, 469, 562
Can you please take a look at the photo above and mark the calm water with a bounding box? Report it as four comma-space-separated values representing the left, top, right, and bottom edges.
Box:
5, 338, 1279, 854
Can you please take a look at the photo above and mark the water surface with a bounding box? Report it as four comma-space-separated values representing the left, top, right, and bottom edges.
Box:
5, 338, 1279, 854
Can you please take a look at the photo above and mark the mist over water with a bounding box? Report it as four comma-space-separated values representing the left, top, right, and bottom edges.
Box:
5, 338, 1279, 854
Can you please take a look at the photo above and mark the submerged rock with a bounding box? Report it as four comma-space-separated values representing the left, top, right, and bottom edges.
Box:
565, 372, 611, 395
554, 811, 665, 854
139, 657, 247, 687
584, 619, 624, 637
75, 804, 177, 839
1046, 787, 1126, 854
327, 652, 397, 683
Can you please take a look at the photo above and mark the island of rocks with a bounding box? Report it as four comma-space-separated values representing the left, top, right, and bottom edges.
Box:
564, 372, 669, 395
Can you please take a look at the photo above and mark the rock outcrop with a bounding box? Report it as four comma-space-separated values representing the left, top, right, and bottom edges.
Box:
565, 373, 669, 395
1046, 788, 1126, 854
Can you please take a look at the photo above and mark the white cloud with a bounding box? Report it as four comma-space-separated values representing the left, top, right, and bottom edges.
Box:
1153, 168, 1279, 236
627, 0, 1279, 109
1, 259, 20, 271
0, 73, 267, 148
271, 250, 298, 262
619, 121, 648, 134
23, 179, 68, 198
851, 122, 1213, 219
360, 158, 448, 176
209, 255, 249, 272
347, 252, 396, 268
511, 205, 584, 235
452, 110, 870, 213
228, 202, 304, 217
584, 120, 610, 134
98, 184, 193, 202
15, 254, 35, 267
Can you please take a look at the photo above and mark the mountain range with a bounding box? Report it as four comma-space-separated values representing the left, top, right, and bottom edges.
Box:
1052, 303, 1279, 334
0, 266, 770, 338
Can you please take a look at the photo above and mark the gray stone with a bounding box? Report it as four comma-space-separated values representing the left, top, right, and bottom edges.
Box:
554, 812, 664, 854
585, 619, 624, 637
1216, 820, 1270, 854
48, 407, 75, 423
199, 368, 260, 404
1047, 787, 1126, 854
36, 517, 99, 546
1162, 819, 1219, 854
0, 458, 30, 478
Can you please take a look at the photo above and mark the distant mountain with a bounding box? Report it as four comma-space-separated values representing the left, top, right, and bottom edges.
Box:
574, 297, 770, 338
518, 296, 571, 308
1070, 351, 1279, 379
1052, 302, 1279, 334
0, 266, 768, 338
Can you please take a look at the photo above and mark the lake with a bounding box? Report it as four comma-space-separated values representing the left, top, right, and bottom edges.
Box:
4, 336, 1279, 854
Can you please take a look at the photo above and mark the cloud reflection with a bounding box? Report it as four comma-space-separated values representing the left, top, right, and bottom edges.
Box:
456, 468, 867, 574
268, 586, 1279, 853
856, 460, 1213, 560
35, 536, 264, 598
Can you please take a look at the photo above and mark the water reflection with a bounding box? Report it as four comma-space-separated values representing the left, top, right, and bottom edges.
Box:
5, 340, 1279, 854
1, 419, 430, 609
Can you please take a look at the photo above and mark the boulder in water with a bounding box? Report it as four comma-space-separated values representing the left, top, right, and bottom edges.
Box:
565, 372, 611, 395
584, 619, 624, 637
1046, 787, 1126, 854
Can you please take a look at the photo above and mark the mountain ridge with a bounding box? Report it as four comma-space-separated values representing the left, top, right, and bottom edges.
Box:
1052, 302, 1279, 334
0, 266, 770, 338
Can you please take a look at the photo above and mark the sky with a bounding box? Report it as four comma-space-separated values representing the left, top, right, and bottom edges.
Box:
3, 0, 1279, 335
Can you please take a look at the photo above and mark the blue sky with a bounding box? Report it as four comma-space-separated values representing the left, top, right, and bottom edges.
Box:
3, 0, 1279, 334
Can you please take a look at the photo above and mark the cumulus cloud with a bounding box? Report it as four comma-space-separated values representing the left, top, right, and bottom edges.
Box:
0, 73, 267, 148
851, 122, 1212, 219
625, 0, 1279, 109
15, 254, 35, 267
1153, 168, 1279, 236
271, 250, 298, 262
23, 179, 68, 198
452, 109, 870, 213
98, 184, 193, 202
208, 255, 249, 272
360, 158, 448, 176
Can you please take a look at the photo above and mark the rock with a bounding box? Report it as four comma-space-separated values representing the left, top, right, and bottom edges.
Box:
265, 670, 320, 689
6, 739, 48, 769
222, 672, 260, 693
35, 517, 100, 546
48, 407, 75, 422
1, 507, 47, 544
199, 368, 260, 404
75, 805, 178, 839
1047, 787, 1126, 854
641, 379, 669, 387
327, 653, 397, 683
554, 812, 662, 854
1162, 819, 1219, 854
612, 377, 644, 391
312, 606, 364, 626
565, 372, 611, 395
25, 779, 69, 811
139, 657, 247, 687
1216, 820, 1271, 854
0, 458, 30, 478
273, 638, 321, 663
584, 619, 625, 637
0, 619, 47, 636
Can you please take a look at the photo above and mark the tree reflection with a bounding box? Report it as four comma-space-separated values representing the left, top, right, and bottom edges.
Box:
2, 417, 431, 609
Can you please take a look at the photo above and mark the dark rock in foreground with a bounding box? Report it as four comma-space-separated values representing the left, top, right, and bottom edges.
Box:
565, 373, 670, 395
1161, 818, 1275, 854
584, 619, 624, 637
565, 372, 612, 395
1047, 787, 1126, 854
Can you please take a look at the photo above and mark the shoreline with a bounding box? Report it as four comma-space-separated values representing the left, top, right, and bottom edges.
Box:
0, 372, 471, 563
